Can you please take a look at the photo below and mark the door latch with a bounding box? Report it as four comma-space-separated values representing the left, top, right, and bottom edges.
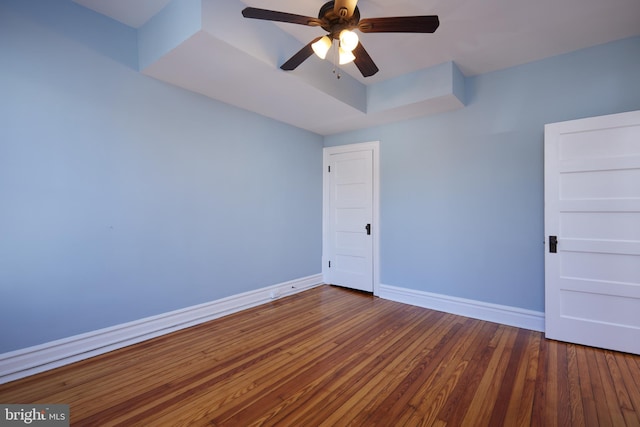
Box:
365, 224, 371, 235
549, 235, 557, 253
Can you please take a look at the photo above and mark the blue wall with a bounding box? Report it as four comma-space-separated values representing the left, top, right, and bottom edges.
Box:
326, 36, 640, 312
0, 0, 323, 353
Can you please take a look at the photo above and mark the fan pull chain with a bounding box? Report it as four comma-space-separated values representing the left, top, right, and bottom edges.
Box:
332, 40, 341, 79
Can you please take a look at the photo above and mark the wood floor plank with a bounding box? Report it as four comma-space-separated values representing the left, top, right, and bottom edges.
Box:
619, 353, 640, 420
489, 328, 528, 425
489, 327, 531, 426
278, 308, 441, 426
91, 291, 382, 425
459, 325, 517, 427
206, 301, 415, 425
575, 342, 600, 427
433, 321, 501, 426
587, 346, 615, 427
361, 322, 466, 423
1, 285, 640, 426
289, 309, 450, 426
317, 311, 453, 426
606, 351, 640, 426
515, 331, 542, 426
556, 339, 573, 426
595, 349, 630, 427
532, 330, 556, 426
338, 312, 461, 426
566, 344, 587, 427
547, 338, 561, 427
399, 319, 485, 426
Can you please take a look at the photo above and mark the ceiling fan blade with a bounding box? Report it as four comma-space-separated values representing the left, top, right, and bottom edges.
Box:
359, 16, 439, 33
353, 42, 379, 77
333, 0, 358, 19
242, 7, 324, 27
280, 37, 322, 71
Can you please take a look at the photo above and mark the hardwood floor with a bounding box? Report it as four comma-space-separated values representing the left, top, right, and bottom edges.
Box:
2, 285, 640, 426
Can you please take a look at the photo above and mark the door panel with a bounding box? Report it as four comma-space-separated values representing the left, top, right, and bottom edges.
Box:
324, 148, 374, 292
544, 110, 640, 355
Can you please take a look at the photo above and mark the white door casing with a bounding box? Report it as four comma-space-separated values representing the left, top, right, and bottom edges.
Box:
544, 110, 640, 355
323, 142, 380, 294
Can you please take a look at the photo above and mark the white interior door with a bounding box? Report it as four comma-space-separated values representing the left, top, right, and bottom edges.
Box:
544, 110, 640, 355
323, 143, 378, 293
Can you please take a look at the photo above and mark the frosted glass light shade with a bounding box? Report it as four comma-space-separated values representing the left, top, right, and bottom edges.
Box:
339, 29, 359, 52
312, 36, 332, 59
338, 47, 355, 64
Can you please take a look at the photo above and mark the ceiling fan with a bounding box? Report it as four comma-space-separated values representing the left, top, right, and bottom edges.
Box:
241, 0, 439, 77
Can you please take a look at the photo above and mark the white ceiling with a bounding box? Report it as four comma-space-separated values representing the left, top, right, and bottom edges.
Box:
74, 0, 640, 135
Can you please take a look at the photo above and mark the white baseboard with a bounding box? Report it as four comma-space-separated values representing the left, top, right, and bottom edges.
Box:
378, 284, 545, 332
0, 274, 323, 384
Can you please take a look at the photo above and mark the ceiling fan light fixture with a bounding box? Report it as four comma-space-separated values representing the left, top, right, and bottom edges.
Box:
339, 29, 359, 52
338, 47, 356, 65
312, 35, 332, 59
242, 3, 439, 78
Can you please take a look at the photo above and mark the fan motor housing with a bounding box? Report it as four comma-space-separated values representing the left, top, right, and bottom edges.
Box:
318, 1, 360, 37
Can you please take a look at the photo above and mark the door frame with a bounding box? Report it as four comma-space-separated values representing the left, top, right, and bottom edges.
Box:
323, 141, 380, 295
